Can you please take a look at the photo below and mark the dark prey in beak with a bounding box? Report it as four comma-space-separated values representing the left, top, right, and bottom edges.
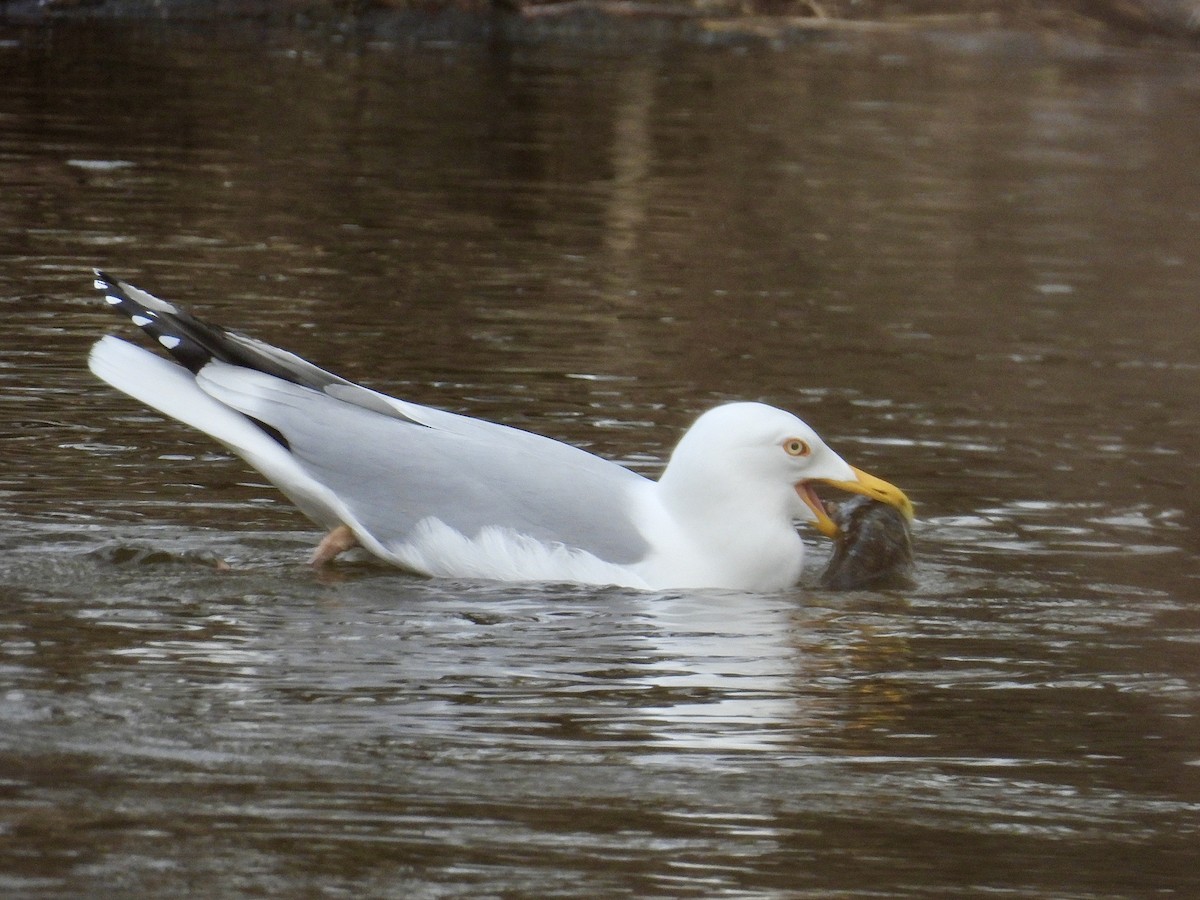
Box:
819, 496, 916, 591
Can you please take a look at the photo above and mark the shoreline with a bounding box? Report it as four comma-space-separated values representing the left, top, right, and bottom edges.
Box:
3, 0, 1199, 46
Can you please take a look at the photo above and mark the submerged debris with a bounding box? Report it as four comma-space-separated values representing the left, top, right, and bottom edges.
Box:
89, 543, 232, 571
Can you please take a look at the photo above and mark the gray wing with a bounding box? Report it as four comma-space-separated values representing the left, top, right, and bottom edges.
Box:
196, 363, 652, 565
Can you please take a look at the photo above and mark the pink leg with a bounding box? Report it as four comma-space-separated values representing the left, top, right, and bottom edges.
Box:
310, 524, 358, 567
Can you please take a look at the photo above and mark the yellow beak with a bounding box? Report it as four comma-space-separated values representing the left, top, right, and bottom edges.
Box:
796, 466, 914, 538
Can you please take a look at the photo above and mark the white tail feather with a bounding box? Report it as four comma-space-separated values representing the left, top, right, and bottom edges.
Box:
87, 336, 362, 536
89, 336, 279, 458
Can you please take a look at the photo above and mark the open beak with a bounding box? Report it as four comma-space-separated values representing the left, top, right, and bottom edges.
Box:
796, 466, 914, 538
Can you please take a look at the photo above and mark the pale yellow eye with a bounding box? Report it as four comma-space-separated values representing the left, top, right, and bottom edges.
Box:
784, 438, 811, 457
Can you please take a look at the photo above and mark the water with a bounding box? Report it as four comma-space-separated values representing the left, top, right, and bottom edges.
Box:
2, 16, 1199, 897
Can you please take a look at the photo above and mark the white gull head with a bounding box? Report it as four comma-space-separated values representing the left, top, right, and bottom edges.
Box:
634, 402, 907, 592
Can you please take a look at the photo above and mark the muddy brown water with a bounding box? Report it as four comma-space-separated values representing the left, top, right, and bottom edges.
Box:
1, 17, 1198, 898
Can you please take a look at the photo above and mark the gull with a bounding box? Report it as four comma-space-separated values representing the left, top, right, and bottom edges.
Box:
87, 270, 912, 591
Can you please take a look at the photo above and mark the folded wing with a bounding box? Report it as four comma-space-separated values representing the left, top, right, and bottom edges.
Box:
89, 273, 652, 572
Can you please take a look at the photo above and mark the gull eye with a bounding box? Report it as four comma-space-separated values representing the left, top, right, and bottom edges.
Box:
783, 438, 811, 457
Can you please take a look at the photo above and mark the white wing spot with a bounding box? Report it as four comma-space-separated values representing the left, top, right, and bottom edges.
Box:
104, 294, 122, 305
158, 335, 182, 350
131, 314, 154, 327
93, 279, 106, 290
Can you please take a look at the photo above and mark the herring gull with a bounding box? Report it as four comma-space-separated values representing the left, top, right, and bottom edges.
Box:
87, 271, 912, 591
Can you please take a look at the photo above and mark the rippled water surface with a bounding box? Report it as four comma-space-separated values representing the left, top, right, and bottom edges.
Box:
1, 16, 1198, 897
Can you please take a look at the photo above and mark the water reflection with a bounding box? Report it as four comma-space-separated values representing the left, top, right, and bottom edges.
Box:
1, 16, 1199, 899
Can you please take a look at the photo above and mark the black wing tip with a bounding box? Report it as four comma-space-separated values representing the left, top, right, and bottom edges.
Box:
93, 268, 124, 293
89, 269, 353, 402
91, 269, 214, 373
90, 271, 296, 452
